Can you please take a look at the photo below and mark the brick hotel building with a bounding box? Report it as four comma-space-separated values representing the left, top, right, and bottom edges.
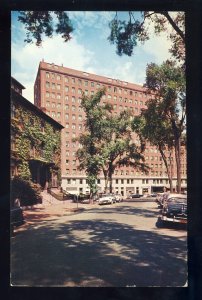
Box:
34, 60, 187, 196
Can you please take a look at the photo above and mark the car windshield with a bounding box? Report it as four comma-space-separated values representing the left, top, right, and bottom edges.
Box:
167, 197, 187, 203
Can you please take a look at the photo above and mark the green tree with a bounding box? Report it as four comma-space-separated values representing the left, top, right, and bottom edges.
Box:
108, 11, 185, 64
142, 60, 186, 193
18, 11, 73, 46
76, 89, 149, 195
133, 99, 175, 192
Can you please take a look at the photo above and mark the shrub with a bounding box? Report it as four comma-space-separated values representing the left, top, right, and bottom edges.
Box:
11, 176, 42, 207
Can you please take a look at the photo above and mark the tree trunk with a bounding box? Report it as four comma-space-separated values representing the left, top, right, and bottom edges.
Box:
174, 138, 181, 193
159, 146, 173, 193
109, 174, 113, 193
103, 169, 108, 193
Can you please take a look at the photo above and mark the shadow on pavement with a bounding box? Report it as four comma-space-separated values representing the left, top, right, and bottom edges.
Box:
11, 216, 187, 287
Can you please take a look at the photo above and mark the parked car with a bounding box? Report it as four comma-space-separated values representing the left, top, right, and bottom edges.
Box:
161, 193, 186, 208
11, 206, 25, 231
129, 194, 142, 199
156, 196, 187, 227
98, 194, 115, 205
114, 194, 123, 202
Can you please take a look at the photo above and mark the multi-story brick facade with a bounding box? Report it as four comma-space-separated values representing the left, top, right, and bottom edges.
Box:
11, 77, 64, 189
34, 61, 187, 196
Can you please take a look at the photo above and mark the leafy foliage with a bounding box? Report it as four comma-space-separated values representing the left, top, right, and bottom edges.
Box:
76, 89, 149, 194
108, 11, 185, 64
18, 11, 73, 46
11, 102, 61, 180
139, 60, 186, 192
11, 176, 42, 206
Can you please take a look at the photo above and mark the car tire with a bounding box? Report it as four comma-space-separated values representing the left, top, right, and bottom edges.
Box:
156, 217, 164, 228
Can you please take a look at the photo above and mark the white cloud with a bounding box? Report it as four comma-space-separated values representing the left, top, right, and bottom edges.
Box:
12, 35, 95, 102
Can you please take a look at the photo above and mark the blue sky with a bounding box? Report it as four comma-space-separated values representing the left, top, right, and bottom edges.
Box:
11, 11, 173, 102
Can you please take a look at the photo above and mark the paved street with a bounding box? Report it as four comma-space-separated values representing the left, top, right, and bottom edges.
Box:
11, 199, 187, 287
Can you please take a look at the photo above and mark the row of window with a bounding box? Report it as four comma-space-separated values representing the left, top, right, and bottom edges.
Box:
45, 86, 147, 105
64, 178, 187, 185
45, 72, 149, 98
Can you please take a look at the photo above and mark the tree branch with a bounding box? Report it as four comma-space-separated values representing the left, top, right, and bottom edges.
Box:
158, 11, 185, 42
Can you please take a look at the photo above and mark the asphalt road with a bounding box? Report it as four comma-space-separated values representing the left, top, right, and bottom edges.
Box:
11, 200, 187, 287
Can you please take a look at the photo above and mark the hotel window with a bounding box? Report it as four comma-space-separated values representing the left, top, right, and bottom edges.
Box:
66, 169, 70, 175
73, 151, 76, 156
113, 105, 117, 109
65, 123, 69, 128
51, 73, 55, 79
78, 106, 82, 112
121, 179, 124, 184
78, 115, 82, 121
91, 82, 94, 87
64, 76, 68, 82
65, 114, 69, 120
121, 170, 124, 175
79, 124, 82, 130
72, 96, 76, 103
46, 72, 50, 78
46, 91, 50, 98
65, 104, 69, 110
78, 89, 82, 94
78, 79, 82, 86
72, 87, 75, 93
52, 83, 55, 89
118, 88, 122, 94
91, 91, 94, 95
96, 83, 100, 88
57, 112, 61, 118
108, 94, 112, 99
72, 124, 76, 129
72, 115, 76, 120
119, 97, 122, 102
57, 94, 61, 99
72, 105, 76, 111
51, 112, 55, 117
124, 89, 127, 95
72, 133, 76, 138
114, 96, 117, 101
66, 142, 70, 147
108, 86, 112, 92
114, 87, 117, 93
124, 98, 127, 103
65, 95, 69, 101
131, 179, 134, 184
119, 106, 123, 110
72, 143, 76, 148
52, 102, 56, 108
84, 80, 88, 86
46, 81, 50, 88
46, 102, 50, 107
51, 93, 55, 98
65, 86, 69, 92
140, 101, 143, 106
57, 75, 61, 80
57, 84, 61, 90
116, 179, 119, 184
72, 160, 76, 166
72, 78, 75, 84
85, 90, 88, 95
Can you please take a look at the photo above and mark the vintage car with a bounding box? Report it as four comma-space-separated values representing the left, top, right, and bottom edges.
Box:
156, 195, 187, 227
98, 194, 116, 205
